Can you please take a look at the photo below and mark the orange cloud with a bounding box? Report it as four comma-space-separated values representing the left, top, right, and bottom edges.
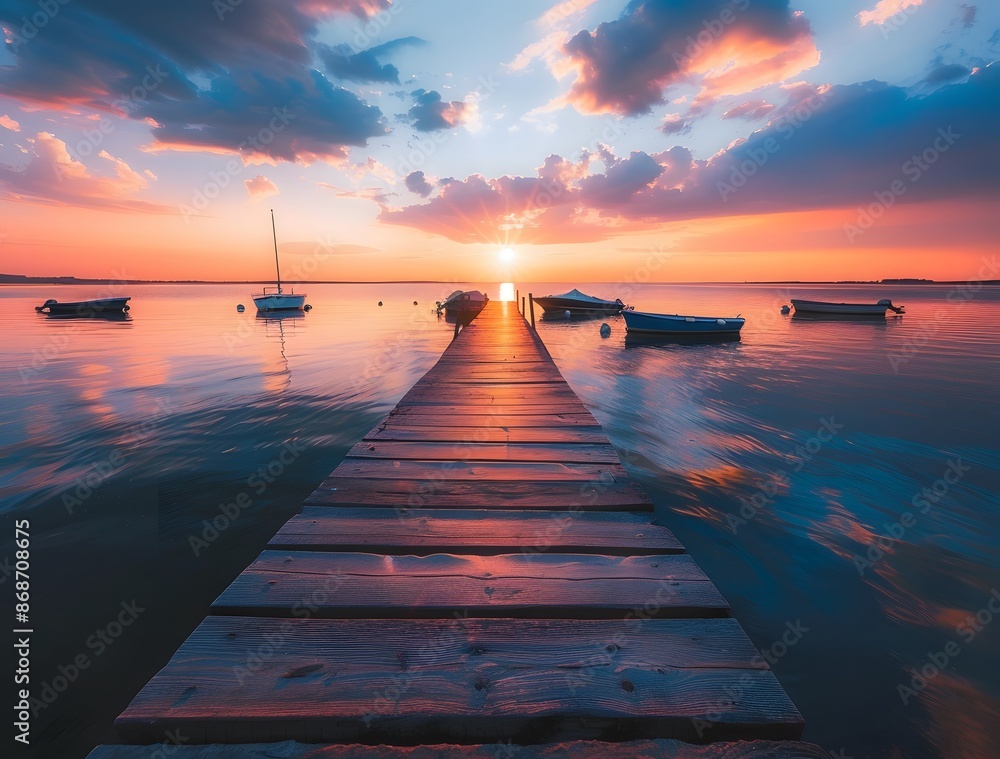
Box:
557, 0, 819, 116
244, 175, 279, 201
0, 132, 169, 212
858, 0, 923, 26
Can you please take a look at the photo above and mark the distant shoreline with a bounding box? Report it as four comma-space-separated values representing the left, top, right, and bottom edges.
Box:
2, 275, 998, 287
0, 276, 449, 285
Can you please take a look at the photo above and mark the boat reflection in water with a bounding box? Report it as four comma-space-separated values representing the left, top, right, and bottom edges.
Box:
791, 311, 892, 324
255, 309, 305, 391
38, 308, 132, 322
624, 332, 742, 349
255, 310, 306, 322
539, 308, 609, 322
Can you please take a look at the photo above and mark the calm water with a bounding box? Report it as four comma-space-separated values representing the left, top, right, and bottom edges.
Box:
1, 282, 998, 758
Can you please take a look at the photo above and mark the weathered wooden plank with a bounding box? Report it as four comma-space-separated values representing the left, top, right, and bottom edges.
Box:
210, 551, 727, 619
397, 400, 591, 413
392, 403, 593, 415
268, 507, 684, 555
365, 426, 611, 444
433, 356, 551, 364
380, 413, 600, 428
89, 740, 831, 758
406, 381, 575, 392
115, 616, 803, 745
234, 550, 707, 581
110, 300, 810, 755
420, 376, 567, 385
421, 367, 565, 380
305, 478, 653, 511
347, 441, 621, 464
328, 459, 630, 482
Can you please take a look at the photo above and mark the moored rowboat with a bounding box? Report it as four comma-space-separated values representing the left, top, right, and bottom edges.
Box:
35, 297, 130, 315
623, 309, 745, 335
791, 298, 904, 315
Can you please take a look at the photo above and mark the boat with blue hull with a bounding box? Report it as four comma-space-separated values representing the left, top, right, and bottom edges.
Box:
623, 309, 745, 335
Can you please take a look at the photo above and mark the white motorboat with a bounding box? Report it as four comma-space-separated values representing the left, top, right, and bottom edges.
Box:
436, 290, 489, 316
532, 288, 625, 314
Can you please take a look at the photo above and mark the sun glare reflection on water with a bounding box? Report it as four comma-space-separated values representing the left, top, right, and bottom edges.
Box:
498, 282, 515, 301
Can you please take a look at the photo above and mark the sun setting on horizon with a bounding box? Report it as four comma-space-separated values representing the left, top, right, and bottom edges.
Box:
1, 5, 999, 759
0, 1, 996, 283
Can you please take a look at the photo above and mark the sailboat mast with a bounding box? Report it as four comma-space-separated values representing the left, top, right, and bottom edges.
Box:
270, 208, 282, 294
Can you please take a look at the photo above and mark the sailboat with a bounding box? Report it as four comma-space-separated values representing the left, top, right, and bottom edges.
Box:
252, 210, 306, 312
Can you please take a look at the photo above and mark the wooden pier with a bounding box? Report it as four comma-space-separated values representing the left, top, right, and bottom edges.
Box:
89, 301, 828, 758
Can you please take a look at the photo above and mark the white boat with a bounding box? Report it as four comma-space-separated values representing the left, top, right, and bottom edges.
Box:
532, 288, 625, 314
252, 210, 306, 312
791, 298, 904, 316
623, 309, 745, 335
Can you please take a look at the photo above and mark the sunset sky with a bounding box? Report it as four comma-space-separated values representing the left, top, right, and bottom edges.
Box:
1, 0, 998, 282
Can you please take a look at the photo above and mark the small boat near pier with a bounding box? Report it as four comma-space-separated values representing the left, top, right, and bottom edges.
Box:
623, 309, 745, 335
533, 288, 626, 314
436, 289, 489, 317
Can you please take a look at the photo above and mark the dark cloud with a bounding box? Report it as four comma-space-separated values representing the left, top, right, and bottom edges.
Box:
0, 0, 391, 163
141, 70, 385, 164
650, 145, 695, 188
319, 37, 425, 84
560, 0, 818, 115
578, 151, 663, 208
723, 99, 776, 120
407, 89, 471, 132
660, 114, 691, 134
382, 65, 1000, 242
958, 4, 977, 29
922, 63, 971, 86
404, 170, 434, 197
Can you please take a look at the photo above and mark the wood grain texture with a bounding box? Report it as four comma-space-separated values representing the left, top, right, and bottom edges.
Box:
115, 616, 803, 745
365, 426, 611, 444
346, 442, 621, 464
304, 477, 654, 511
378, 413, 601, 428
391, 404, 593, 416
111, 301, 809, 752
89, 741, 830, 758
328, 459, 630, 482
268, 507, 684, 555
210, 551, 728, 620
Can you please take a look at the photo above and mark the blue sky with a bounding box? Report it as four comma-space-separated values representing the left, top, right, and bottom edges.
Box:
0, 0, 997, 281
